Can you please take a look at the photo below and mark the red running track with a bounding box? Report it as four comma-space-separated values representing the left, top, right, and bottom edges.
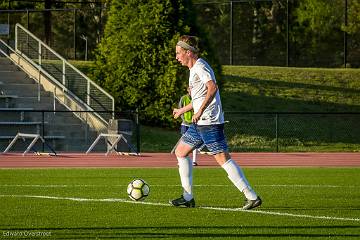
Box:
0, 152, 359, 168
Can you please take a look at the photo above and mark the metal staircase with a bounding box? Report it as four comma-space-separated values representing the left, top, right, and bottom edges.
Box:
0, 57, 105, 152
0, 24, 115, 152
13, 23, 114, 130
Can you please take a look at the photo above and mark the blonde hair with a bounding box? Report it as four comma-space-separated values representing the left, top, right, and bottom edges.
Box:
177, 35, 199, 53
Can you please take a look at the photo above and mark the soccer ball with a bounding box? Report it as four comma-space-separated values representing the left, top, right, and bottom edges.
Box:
127, 179, 150, 201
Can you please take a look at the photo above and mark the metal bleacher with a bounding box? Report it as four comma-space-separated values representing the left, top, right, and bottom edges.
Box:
0, 24, 116, 153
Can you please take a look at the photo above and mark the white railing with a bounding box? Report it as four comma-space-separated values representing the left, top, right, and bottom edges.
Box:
14, 23, 114, 125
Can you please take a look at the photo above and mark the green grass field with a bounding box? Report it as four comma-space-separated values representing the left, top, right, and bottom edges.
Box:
221, 66, 360, 112
1, 168, 359, 239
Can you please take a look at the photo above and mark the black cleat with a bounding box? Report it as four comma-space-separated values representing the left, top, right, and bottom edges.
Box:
242, 196, 262, 210
169, 195, 195, 208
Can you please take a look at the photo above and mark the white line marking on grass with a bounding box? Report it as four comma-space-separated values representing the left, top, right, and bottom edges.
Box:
0, 184, 104, 188
0, 194, 169, 206
201, 206, 360, 222
258, 184, 359, 188
0, 194, 359, 222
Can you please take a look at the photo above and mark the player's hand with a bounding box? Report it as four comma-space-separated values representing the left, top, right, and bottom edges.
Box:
192, 112, 201, 123
173, 108, 181, 119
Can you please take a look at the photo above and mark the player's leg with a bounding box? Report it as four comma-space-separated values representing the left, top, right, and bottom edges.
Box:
170, 125, 203, 207
216, 153, 262, 209
175, 141, 194, 201
199, 124, 262, 210
180, 124, 197, 166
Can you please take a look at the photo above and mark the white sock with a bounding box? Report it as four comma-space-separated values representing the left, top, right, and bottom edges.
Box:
177, 156, 193, 201
192, 149, 197, 163
222, 159, 257, 200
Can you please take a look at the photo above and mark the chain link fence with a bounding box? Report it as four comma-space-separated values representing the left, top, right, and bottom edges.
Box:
225, 112, 360, 152
194, 0, 359, 68
1, 110, 359, 153
0, 110, 139, 153
0, 7, 106, 60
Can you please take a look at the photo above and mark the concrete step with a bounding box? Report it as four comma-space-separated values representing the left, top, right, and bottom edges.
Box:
45, 131, 94, 140
0, 75, 35, 84
0, 83, 50, 97
0, 65, 19, 71
14, 97, 65, 110
0, 57, 12, 64
0, 108, 35, 121
0, 71, 28, 80
0, 58, 14, 68
0, 111, 46, 122
0, 95, 18, 108
14, 104, 54, 110
7, 94, 74, 112
34, 113, 80, 122
0, 108, 88, 126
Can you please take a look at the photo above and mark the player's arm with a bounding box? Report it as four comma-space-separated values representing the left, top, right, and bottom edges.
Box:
192, 80, 217, 123
173, 102, 193, 119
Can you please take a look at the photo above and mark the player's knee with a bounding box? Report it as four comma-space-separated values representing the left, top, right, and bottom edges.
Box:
175, 143, 192, 158
175, 148, 187, 158
214, 151, 231, 165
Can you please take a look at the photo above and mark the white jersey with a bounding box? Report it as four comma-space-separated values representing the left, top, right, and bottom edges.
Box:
189, 58, 224, 125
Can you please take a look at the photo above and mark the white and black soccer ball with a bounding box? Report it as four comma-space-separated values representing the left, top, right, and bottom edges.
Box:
127, 179, 150, 201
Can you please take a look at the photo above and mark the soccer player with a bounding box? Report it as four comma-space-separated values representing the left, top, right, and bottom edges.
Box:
178, 87, 198, 166
171, 35, 262, 209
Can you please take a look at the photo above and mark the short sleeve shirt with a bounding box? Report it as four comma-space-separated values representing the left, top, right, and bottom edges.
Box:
179, 94, 193, 125
189, 58, 224, 125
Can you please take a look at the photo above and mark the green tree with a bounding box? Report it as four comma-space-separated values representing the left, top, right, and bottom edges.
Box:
342, 0, 360, 34
292, 0, 344, 67
296, 0, 342, 35
0, 0, 34, 9
342, 0, 360, 67
95, 0, 221, 127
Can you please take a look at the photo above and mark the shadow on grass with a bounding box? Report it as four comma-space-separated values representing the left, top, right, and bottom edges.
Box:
220, 76, 360, 149
229, 76, 360, 95
222, 82, 360, 113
